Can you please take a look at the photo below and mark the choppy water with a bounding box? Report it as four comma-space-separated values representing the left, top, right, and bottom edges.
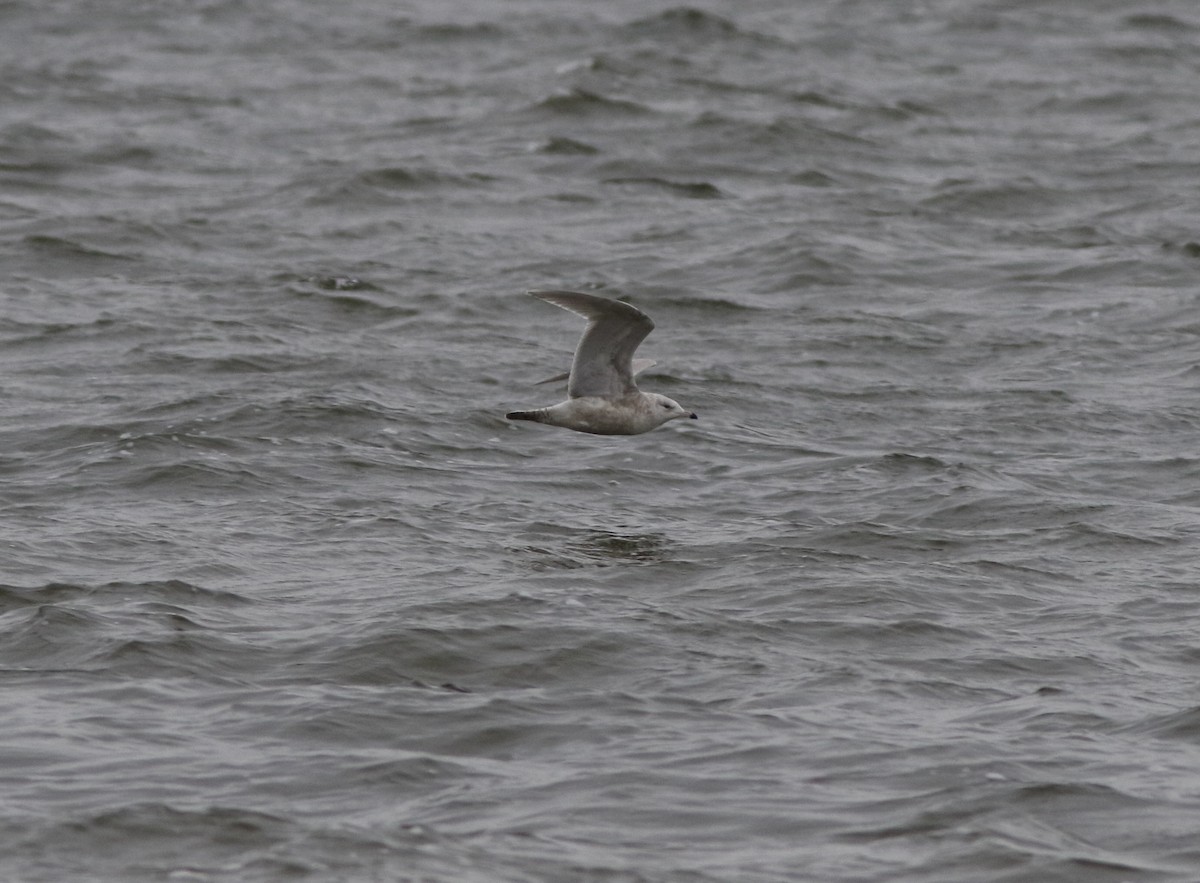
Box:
5, 1, 1200, 880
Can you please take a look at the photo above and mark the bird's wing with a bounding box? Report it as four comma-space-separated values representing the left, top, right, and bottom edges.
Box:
534, 359, 655, 388
631, 358, 657, 377
528, 290, 654, 398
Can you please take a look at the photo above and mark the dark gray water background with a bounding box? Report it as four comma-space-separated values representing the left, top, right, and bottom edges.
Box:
4, 1, 1200, 880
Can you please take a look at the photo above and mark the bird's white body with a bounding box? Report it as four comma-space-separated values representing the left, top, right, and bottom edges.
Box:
506, 290, 697, 435
511, 392, 693, 436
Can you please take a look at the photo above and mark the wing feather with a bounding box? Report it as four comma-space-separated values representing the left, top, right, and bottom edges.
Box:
527, 290, 654, 398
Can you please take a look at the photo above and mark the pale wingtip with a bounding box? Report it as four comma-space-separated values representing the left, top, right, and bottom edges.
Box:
527, 288, 582, 297
524, 288, 653, 326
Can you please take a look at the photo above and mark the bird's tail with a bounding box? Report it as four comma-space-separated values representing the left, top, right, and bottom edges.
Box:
506, 409, 551, 424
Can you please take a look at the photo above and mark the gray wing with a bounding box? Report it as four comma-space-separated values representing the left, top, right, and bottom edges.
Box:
528, 290, 654, 398
534, 359, 656, 387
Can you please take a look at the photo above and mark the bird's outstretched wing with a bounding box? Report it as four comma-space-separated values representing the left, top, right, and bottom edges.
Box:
534, 358, 656, 387
528, 290, 654, 398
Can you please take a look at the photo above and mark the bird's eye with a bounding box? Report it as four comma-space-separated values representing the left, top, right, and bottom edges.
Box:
661, 403, 671, 410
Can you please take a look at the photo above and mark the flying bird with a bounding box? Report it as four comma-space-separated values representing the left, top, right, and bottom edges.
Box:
506, 290, 697, 435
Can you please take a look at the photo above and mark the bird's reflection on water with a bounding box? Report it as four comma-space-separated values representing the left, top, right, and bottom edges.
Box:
514, 526, 673, 569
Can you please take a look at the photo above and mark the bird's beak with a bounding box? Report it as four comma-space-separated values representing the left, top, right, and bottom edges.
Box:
689, 412, 698, 419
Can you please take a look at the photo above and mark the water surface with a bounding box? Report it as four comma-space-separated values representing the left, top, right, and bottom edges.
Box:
4, 1, 1200, 880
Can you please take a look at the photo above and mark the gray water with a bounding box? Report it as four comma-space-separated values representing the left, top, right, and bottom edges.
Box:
4, 1, 1200, 880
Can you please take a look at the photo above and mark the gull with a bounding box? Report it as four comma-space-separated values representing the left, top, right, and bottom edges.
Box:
506, 290, 698, 435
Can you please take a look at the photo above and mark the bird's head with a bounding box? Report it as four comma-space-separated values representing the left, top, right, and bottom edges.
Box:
648, 393, 698, 425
